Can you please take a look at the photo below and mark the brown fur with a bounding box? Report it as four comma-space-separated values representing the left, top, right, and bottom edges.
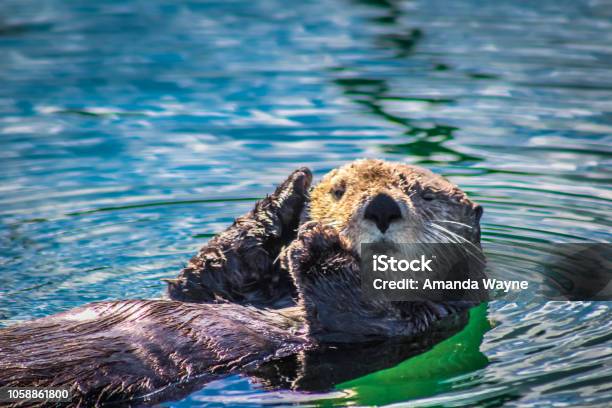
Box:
307, 159, 482, 252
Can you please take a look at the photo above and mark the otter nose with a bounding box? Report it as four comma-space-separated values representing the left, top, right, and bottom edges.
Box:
364, 193, 402, 233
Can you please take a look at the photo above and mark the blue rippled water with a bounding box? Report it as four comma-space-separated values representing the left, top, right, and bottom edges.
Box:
0, 0, 611, 406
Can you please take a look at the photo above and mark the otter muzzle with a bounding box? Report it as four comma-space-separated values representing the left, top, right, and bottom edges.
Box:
364, 193, 402, 233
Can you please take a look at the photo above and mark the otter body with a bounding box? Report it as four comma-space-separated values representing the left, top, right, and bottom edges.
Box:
0, 160, 484, 406
0, 300, 308, 406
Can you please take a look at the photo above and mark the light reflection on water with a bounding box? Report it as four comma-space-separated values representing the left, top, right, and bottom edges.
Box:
0, 0, 611, 406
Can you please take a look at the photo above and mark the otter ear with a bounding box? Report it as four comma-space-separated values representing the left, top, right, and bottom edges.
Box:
473, 204, 483, 222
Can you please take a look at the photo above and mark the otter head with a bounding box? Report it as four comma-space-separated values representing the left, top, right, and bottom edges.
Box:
307, 159, 483, 253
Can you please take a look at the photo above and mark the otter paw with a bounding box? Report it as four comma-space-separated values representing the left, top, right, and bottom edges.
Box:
295, 222, 341, 251
272, 167, 312, 209
253, 167, 312, 235
280, 167, 313, 198
282, 222, 345, 277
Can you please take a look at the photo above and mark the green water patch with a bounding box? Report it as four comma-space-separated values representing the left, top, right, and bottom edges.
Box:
335, 303, 491, 406
192, 233, 217, 239
467, 72, 500, 80
334, 76, 483, 165
381, 137, 483, 165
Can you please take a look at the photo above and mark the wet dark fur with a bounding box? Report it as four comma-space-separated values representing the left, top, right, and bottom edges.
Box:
166, 167, 312, 305
0, 163, 481, 406
0, 300, 308, 406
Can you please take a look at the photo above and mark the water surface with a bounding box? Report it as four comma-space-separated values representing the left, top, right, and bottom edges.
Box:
0, 0, 611, 406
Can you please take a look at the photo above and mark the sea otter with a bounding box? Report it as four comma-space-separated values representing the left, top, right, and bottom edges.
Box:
0, 160, 483, 406
168, 159, 482, 305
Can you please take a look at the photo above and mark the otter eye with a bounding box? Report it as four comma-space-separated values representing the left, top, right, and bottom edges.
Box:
331, 186, 345, 200
422, 191, 435, 201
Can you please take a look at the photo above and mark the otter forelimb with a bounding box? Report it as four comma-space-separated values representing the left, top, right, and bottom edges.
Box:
167, 168, 312, 305
283, 222, 475, 343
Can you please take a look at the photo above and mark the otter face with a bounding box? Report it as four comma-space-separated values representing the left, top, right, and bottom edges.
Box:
308, 159, 482, 253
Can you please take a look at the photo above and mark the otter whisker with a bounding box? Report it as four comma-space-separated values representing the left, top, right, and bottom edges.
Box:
433, 220, 474, 229
429, 223, 463, 240
428, 223, 461, 244
429, 223, 484, 264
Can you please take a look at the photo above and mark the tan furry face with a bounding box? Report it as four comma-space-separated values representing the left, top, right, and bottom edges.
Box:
308, 159, 482, 252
